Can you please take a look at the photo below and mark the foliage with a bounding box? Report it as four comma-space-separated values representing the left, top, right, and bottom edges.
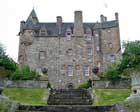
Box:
95, 89, 131, 106
0, 42, 17, 71
10, 66, 40, 80
78, 79, 92, 89
3, 88, 48, 106
101, 62, 121, 84
0, 56, 17, 71
119, 41, 140, 74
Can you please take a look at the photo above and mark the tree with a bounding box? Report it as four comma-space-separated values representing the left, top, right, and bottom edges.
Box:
119, 41, 140, 74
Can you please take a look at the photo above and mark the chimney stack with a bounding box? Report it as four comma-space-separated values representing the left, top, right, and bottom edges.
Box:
115, 12, 119, 21
56, 16, 62, 34
100, 14, 104, 22
56, 16, 62, 26
74, 11, 84, 36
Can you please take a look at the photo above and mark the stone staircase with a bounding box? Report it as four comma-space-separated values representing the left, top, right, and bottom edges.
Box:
47, 89, 93, 105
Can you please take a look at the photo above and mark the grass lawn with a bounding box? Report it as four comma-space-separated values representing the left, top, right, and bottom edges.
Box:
94, 89, 131, 106
3, 88, 131, 106
3, 88, 48, 106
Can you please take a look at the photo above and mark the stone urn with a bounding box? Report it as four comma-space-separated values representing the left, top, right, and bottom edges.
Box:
131, 71, 140, 95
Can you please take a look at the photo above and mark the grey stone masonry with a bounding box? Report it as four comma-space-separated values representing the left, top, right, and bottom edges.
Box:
18, 9, 121, 89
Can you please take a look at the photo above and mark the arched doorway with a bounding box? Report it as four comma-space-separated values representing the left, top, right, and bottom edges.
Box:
67, 83, 74, 89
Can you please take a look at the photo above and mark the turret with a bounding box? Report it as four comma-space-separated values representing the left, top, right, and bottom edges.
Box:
74, 11, 84, 36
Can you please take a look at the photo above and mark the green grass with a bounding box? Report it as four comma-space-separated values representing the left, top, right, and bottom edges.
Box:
3, 88, 48, 106
3, 88, 131, 106
94, 89, 131, 106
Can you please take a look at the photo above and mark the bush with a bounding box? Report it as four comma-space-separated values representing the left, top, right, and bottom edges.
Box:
0, 56, 17, 71
10, 66, 40, 80
78, 79, 92, 89
102, 63, 121, 84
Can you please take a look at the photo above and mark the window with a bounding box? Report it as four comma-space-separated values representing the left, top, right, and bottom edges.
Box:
85, 35, 92, 41
108, 42, 113, 49
97, 61, 101, 68
39, 51, 46, 60
83, 66, 90, 76
67, 65, 73, 76
109, 54, 116, 62
66, 32, 72, 40
87, 47, 93, 56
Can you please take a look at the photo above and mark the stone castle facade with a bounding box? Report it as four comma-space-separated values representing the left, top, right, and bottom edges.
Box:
18, 9, 121, 89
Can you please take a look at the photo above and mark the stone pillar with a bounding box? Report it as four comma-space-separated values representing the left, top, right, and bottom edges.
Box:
115, 12, 119, 21
100, 14, 104, 22
56, 16, 62, 34
74, 11, 84, 36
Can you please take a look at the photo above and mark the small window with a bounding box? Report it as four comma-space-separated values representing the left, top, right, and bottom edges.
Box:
85, 35, 92, 41
97, 61, 101, 68
95, 33, 99, 37
83, 66, 90, 76
66, 32, 72, 40
67, 65, 73, 76
87, 47, 93, 56
109, 54, 116, 62
96, 46, 100, 51
39, 51, 46, 60
108, 42, 113, 49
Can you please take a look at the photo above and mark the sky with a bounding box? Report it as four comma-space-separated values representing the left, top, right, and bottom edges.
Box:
0, 0, 140, 61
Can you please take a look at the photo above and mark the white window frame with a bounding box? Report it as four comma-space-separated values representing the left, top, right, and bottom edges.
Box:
87, 47, 93, 56
83, 66, 90, 76
67, 65, 73, 76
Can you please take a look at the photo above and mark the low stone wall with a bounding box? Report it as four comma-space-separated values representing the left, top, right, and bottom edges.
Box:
0, 79, 130, 89
0, 80, 48, 88
93, 79, 131, 89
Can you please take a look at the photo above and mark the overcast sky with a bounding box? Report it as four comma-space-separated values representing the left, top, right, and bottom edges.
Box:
0, 0, 140, 61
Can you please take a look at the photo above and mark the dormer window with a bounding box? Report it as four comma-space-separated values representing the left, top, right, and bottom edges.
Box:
85, 27, 92, 40
39, 26, 47, 36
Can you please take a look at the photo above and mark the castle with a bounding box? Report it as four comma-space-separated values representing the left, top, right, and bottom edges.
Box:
18, 9, 121, 89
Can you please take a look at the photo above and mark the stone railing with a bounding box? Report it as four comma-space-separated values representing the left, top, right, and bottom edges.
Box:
0, 80, 48, 89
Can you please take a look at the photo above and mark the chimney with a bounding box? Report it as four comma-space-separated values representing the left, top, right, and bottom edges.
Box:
20, 21, 25, 32
115, 12, 119, 21
74, 11, 84, 36
56, 16, 62, 34
56, 16, 62, 26
104, 16, 107, 21
100, 14, 104, 22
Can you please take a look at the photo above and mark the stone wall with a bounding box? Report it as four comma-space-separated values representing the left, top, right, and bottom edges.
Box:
93, 79, 131, 89
0, 80, 48, 88
0, 80, 130, 89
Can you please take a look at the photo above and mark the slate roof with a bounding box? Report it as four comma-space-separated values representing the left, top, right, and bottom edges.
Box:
22, 9, 119, 36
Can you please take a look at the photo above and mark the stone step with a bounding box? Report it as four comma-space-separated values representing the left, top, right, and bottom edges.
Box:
47, 89, 93, 105
17, 105, 115, 112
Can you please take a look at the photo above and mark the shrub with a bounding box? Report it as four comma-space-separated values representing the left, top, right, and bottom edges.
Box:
78, 79, 92, 89
101, 63, 121, 84
10, 66, 40, 80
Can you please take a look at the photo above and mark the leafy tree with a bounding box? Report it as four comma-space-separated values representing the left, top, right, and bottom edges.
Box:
119, 41, 140, 74
0, 42, 17, 71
